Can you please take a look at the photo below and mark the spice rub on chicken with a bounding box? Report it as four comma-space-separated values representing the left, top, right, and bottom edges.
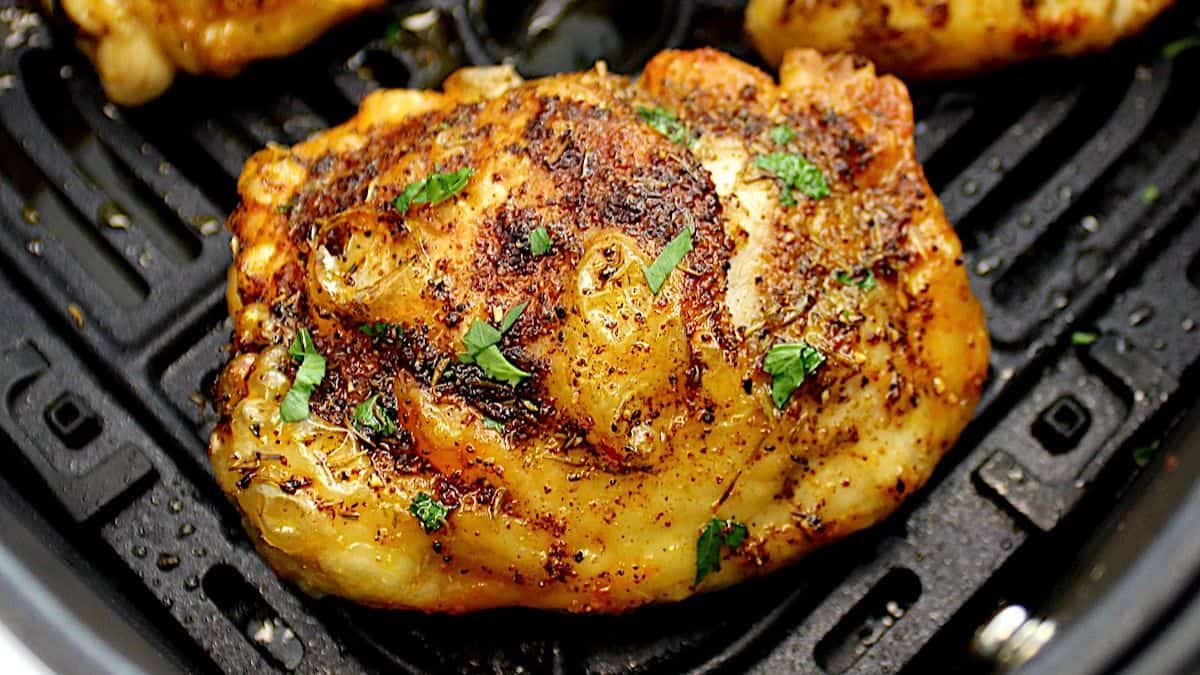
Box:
210, 48, 989, 613
746, 0, 1175, 79
60, 0, 384, 105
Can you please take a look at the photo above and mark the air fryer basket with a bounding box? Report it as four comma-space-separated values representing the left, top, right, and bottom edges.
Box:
1, 1, 1199, 673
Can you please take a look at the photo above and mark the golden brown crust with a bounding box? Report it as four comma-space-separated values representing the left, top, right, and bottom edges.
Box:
210, 49, 989, 612
746, 0, 1176, 78
61, 0, 385, 104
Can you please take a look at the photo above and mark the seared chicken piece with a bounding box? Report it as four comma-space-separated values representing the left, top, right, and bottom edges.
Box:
60, 0, 384, 105
747, 0, 1175, 78
210, 48, 988, 612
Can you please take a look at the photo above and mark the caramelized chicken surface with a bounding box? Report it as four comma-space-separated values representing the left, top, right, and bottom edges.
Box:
60, 0, 383, 105
747, 0, 1174, 78
210, 48, 989, 612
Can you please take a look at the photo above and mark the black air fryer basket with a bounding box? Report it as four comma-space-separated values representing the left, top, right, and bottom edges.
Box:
1, 1, 1199, 673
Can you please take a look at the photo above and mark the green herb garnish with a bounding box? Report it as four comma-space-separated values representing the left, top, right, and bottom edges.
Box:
834, 268, 876, 291
1133, 442, 1159, 468
280, 328, 326, 423
642, 228, 694, 295
410, 492, 451, 532
392, 167, 475, 215
1071, 331, 1098, 346
458, 303, 530, 386
276, 203, 294, 215
636, 105, 695, 147
474, 345, 531, 386
352, 393, 396, 436
695, 518, 749, 584
483, 418, 504, 432
756, 153, 829, 205
1163, 36, 1200, 60
770, 124, 795, 145
763, 341, 825, 409
529, 227, 552, 256
359, 322, 401, 338
1141, 185, 1160, 204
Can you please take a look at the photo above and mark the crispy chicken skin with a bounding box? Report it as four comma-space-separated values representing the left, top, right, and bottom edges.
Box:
60, 0, 384, 105
210, 48, 989, 613
746, 0, 1175, 78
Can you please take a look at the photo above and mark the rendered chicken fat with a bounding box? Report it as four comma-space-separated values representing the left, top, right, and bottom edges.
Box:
210, 48, 990, 612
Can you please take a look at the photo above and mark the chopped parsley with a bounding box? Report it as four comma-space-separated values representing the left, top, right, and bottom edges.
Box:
770, 124, 795, 145
483, 418, 504, 432
529, 226, 552, 256
276, 203, 294, 215
695, 518, 749, 584
474, 346, 531, 386
359, 322, 401, 338
763, 341, 825, 409
636, 105, 695, 147
351, 393, 396, 436
755, 153, 830, 205
279, 328, 326, 423
1133, 442, 1159, 468
1163, 36, 1200, 60
410, 492, 450, 532
642, 228, 694, 295
458, 303, 531, 386
1071, 331, 1098, 346
392, 167, 475, 215
1141, 184, 1160, 204
834, 268, 876, 291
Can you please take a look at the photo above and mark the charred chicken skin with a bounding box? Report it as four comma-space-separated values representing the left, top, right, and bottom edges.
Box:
746, 0, 1175, 79
60, 0, 384, 105
210, 48, 989, 613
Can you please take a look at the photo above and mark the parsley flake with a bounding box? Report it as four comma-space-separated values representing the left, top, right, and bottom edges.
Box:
483, 418, 504, 432
1163, 36, 1200, 60
770, 124, 795, 145
636, 105, 695, 147
756, 153, 829, 205
763, 342, 825, 409
359, 322, 401, 338
474, 345, 531, 386
1071, 331, 1098, 346
1141, 185, 1160, 204
642, 228, 694, 295
410, 492, 450, 532
458, 303, 530, 386
280, 328, 326, 423
352, 393, 396, 436
529, 226, 552, 256
695, 518, 749, 584
1133, 442, 1159, 468
834, 268, 876, 291
392, 167, 475, 215
276, 203, 294, 215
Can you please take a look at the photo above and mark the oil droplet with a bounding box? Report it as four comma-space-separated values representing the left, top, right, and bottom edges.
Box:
157, 161, 171, 176
21, 206, 39, 224
1074, 249, 1108, 284
1018, 213, 1034, 228
132, 545, 147, 558
961, 180, 979, 196
102, 104, 119, 120
25, 239, 43, 256
58, 65, 73, 79
1128, 304, 1154, 327
1058, 185, 1072, 202
0, 73, 14, 93
162, 597, 173, 609
987, 156, 1003, 171
974, 256, 999, 276
67, 303, 85, 330
183, 576, 200, 591
178, 523, 195, 538
168, 498, 183, 513
1080, 215, 1099, 233
1183, 318, 1195, 332
193, 547, 208, 558
137, 249, 152, 268
156, 552, 181, 571
1051, 292, 1069, 310
100, 203, 130, 230
193, 216, 222, 236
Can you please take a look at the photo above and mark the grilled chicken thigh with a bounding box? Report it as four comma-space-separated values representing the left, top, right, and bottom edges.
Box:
747, 0, 1175, 78
60, 0, 384, 105
210, 48, 989, 612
